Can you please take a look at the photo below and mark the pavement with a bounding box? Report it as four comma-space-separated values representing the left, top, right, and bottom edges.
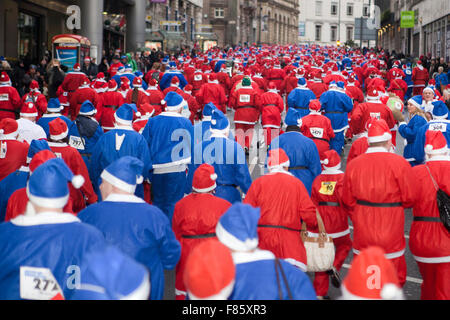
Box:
163, 110, 423, 300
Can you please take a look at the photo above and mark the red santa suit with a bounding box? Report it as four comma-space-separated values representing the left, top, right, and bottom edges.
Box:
0, 72, 21, 120
341, 120, 417, 287
409, 131, 450, 300
183, 86, 202, 124
244, 149, 318, 272
299, 101, 335, 158
251, 73, 267, 92
47, 119, 97, 213
61, 64, 87, 102
347, 134, 369, 165
350, 88, 396, 136
284, 72, 302, 97
125, 78, 150, 109
345, 78, 364, 104
310, 150, 352, 297
229, 72, 245, 93
21, 81, 47, 119
187, 70, 207, 97
260, 85, 284, 146
230, 81, 261, 150
387, 65, 405, 84
217, 67, 232, 97
132, 104, 155, 134
265, 64, 286, 91
195, 75, 228, 114
98, 80, 125, 132
172, 164, 231, 300
412, 62, 429, 96
388, 70, 408, 101
0, 119, 28, 181
323, 66, 346, 86
108, 61, 124, 78
308, 75, 329, 99
146, 80, 165, 116
69, 78, 98, 121
56, 86, 70, 116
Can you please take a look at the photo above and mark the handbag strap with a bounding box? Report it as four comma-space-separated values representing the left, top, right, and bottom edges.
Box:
274, 259, 293, 300
301, 210, 327, 235
425, 165, 439, 191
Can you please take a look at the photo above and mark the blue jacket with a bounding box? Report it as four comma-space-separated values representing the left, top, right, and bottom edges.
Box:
112, 73, 148, 89
78, 195, 181, 300
319, 89, 354, 133
412, 119, 450, 164
435, 73, 448, 90
159, 71, 188, 91
37, 114, 73, 139
269, 131, 321, 195
0, 168, 29, 222
287, 87, 317, 118
398, 114, 428, 163
404, 67, 413, 86
0, 213, 106, 300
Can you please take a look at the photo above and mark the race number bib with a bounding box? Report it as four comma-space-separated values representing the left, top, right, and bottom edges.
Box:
239, 94, 251, 103
55, 153, 63, 159
194, 74, 203, 81
69, 136, 85, 150
370, 112, 381, 120
0, 142, 6, 159
0, 93, 9, 101
310, 127, 324, 139
20, 266, 64, 300
63, 92, 68, 97
429, 123, 447, 132
319, 181, 337, 195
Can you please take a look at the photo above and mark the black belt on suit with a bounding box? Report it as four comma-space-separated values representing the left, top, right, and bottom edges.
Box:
357, 200, 402, 207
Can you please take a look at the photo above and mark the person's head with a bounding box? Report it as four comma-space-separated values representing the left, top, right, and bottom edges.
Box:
431, 100, 449, 120
284, 107, 302, 130
0, 118, 19, 140
267, 148, 290, 173
99, 156, 144, 200
422, 87, 435, 102
48, 117, 69, 143
321, 149, 342, 171
192, 164, 217, 194
78, 100, 97, 118
20, 102, 38, 122
438, 66, 444, 74
424, 130, 449, 160
367, 119, 393, 151
162, 91, 186, 114
26, 140, 51, 165
440, 57, 445, 64
47, 98, 62, 114
114, 103, 140, 128
29, 65, 37, 74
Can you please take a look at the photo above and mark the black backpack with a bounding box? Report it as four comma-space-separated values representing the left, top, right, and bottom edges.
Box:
425, 165, 450, 232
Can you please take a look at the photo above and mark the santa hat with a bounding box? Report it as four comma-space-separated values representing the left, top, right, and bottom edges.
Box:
184, 239, 235, 300
84, 56, 91, 62
408, 95, 423, 109
367, 119, 392, 144
423, 86, 435, 95
80, 76, 90, 87
242, 77, 252, 87
216, 203, 260, 252
49, 118, 69, 140
192, 164, 217, 193
321, 150, 341, 170
210, 109, 230, 133
138, 103, 155, 119
424, 130, 448, 155
0, 118, 18, 140
267, 148, 290, 171
29, 149, 56, 174
208, 73, 218, 83
337, 81, 345, 91
93, 80, 106, 93
27, 158, 84, 209
27, 139, 51, 164
284, 108, 302, 127
169, 61, 177, 69
29, 80, 39, 92
133, 77, 143, 88
416, 60, 422, 65
73, 63, 81, 71
367, 88, 380, 101
297, 77, 307, 88
170, 76, 180, 87
431, 100, 448, 120
79, 100, 97, 116
341, 246, 404, 300
267, 81, 278, 93
115, 104, 140, 126
148, 79, 158, 89
96, 72, 106, 81
329, 81, 338, 89
163, 91, 187, 111
108, 79, 118, 91
184, 84, 193, 94
47, 98, 62, 113
202, 102, 217, 120
101, 156, 144, 194
0, 71, 10, 84
20, 102, 38, 118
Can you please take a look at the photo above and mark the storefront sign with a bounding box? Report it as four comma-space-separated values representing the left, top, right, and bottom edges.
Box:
160, 21, 182, 27
400, 11, 415, 28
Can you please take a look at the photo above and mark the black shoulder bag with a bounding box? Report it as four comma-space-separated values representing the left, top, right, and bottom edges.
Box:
425, 165, 450, 232
274, 259, 293, 300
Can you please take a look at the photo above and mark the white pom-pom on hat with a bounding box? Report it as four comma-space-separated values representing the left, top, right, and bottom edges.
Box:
210, 173, 218, 181
161, 100, 166, 105
380, 284, 403, 300
72, 175, 85, 189
425, 144, 433, 153
211, 119, 217, 125
0, 129, 4, 135
135, 111, 142, 118
322, 159, 329, 165
136, 175, 144, 184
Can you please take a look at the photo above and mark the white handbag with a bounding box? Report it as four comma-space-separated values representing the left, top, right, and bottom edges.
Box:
301, 210, 335, 272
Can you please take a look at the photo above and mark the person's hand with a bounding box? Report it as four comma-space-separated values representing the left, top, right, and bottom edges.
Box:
392, 109, 405, 122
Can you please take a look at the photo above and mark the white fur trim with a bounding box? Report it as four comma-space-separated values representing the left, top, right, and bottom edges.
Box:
284, 258, 307, 272
232, 249, 275, 264
20, 112, 38, 117
323, 163, 341, 171
114, 113, 133, 127
10, 211, 80, 226
166, 99, 187, 111
412, 254, 450, 263
425, 145, 448, 155
50, 128, 69, 141
79, 109, 97, 116
101, 170, 138, 194
188, 280, 235, 301
192, 183, 217, 193
120, 273, 150, 300
26, 186, 69, 209
104, 193, 145, 203
216, 221, 259, 252
367, 132, 392, 143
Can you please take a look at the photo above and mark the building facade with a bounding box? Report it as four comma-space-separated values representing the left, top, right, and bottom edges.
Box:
298, 0, 376, 47
378, 0, 450, 61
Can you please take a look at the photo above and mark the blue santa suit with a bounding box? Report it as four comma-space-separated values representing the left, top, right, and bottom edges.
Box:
68, 246, 150, 300
398, 114, 428, 166
187, 132, 252, 204
228, 249, 317, 300
0, 213, 107, 300
112, 72, 137, 88
269, 131, 321, 195
412, 119, 450, 164
193, 120, 235, 145
141, 112, 194, 221
37, 114, 73, 139
287, 87, 317, 118
319, 88, 353, 153
0, 166, 29, 222
403, 66, 414, 102
78, 194, 181, 300
89, 127, 151, 200
159, 70, 188, 91
68, 116, 104, 168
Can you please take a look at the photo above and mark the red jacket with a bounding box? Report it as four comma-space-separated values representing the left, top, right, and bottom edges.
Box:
56, 86, 70, 116
125, 88, 150, 108
0, 85, 21, 120
307, 81, 328, 99
244, 171, 318, 271
311, 170, 350, 238
281, 75, 298, 96
345, 85, 364, 104
230, 86, 261, 125
252, 76, 267, 92
323, 73, 346, 86
410, 159, 450, 261
21, 92, 47, 118
300, 112, 335, 156
98, 90, 125, 131
108, 63, 124, 78
347, 135, 368, 164
216, 71, 231, 96
146, 88, 165, 115
132, 118, 149, 134
265, 68, 286, 90
69, 86, 98, 120
61, 72, 87, 93
412, 67, 429, 87
260, 91, 284, 128
184, 93, 201, 124
387, 68, 405, 83
388, 79, 408, 101
0, 139, 28, 181
342, 149, 416, 257
195, 82, 227, 114
187, 71, 207, 96
49, 142, 97, 213
351, 101, 396, 135
365, 77, 386, 90
172, 193, 231, 298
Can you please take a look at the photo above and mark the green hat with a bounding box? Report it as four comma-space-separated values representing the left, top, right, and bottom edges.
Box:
242, 77, 251, 87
